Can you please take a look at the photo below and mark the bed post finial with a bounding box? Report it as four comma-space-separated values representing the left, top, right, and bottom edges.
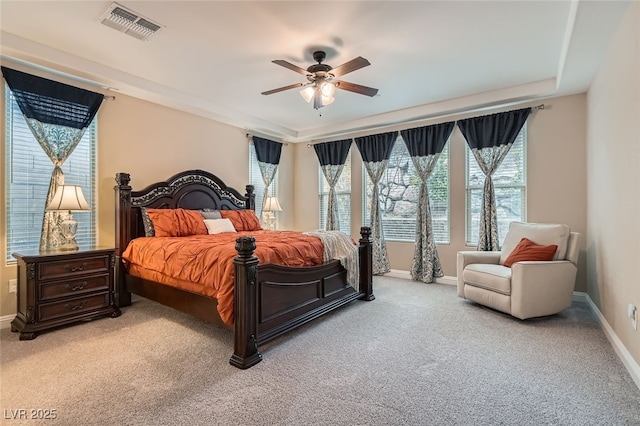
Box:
245, 185, 255, 210
115, 172, 130, 186
230, 236, 262, 369
359, 226, 374, 301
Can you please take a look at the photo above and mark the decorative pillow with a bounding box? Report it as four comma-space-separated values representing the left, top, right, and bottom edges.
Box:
203, 218, 237, 234
200, 209, 222, 220
503, 237, 558, 267
220, 209, 262, 232
140, 207, 155, 237
145, 208, 208, 237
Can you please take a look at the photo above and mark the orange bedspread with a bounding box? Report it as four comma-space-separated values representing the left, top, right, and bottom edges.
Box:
122, 230, 324, 325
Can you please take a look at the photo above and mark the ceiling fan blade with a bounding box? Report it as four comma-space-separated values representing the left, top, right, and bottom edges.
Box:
330, 57, 371, 77
272, 60, 310, 76
261, 82, 307, 96
335, 81, 379, 97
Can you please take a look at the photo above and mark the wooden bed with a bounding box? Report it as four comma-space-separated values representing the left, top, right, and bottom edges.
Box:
114, 169, 373, 369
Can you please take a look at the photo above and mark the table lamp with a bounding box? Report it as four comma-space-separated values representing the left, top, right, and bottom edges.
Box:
45, 185, 90, 251
262, 196, 282, 230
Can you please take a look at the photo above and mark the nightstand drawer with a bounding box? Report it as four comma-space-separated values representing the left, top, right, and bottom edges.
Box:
38, 255, 110, 281
38, 293, 110, 322
40, 274, 110, 301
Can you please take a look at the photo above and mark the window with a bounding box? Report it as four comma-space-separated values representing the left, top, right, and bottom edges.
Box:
249, 143, 278, 217
465, 125, 527, 246
363, 135, 450, 243
318, 149, 352, 236
5, 86, 96, 260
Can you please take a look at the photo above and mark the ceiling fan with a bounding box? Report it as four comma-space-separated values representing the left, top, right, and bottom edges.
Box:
262, 50, 379, 110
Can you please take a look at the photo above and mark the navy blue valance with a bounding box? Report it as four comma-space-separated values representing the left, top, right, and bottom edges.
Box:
457, 108, 531, 150
252, 136, 282, 165
354, 131, 398, 163
1, 66, 104, 129
313, 139, 352, 166
401, 122, 455, 157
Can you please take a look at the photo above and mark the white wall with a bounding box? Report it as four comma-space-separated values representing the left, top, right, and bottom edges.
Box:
586, 1, 640, 367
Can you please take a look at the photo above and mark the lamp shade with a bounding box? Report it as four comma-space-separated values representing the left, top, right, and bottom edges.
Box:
263, 196, 282, 212
46, 185, 90, 211
300, 86, 315, 103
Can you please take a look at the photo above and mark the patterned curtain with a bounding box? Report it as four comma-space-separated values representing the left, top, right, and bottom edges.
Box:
1, 67, 104, 250
313, 139, 351, 231
400, 122, 455, 283
355, 131, 398, 275
252, 136, 283, 212
457, 108, 531, 251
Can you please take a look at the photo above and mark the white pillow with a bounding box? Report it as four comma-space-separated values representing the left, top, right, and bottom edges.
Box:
204, 218, 237, 234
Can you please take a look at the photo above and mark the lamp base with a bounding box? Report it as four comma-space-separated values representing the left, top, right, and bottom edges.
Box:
58, 215, 79, 251
262, 211, 276, 231
58, 240, 79, 251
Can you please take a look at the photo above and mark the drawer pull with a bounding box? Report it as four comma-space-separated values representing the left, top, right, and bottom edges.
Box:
65, 282, 87, 291
65, 263, 87, 273
64, 302, 85, 311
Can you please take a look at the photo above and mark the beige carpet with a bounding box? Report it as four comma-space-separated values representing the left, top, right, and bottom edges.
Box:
1, 276, 639, 425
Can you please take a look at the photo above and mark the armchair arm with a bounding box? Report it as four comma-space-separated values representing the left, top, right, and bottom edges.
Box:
456, 251, 501, 297
510, 261, 578, 319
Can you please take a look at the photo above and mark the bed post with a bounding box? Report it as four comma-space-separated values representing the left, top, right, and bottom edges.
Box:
230, 236, 262, 369
359, 226, 374, 301
114, 173, 132, 308
245, 185, 255, 210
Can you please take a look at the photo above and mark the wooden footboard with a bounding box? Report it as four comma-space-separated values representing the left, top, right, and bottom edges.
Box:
231, 228, 373, 369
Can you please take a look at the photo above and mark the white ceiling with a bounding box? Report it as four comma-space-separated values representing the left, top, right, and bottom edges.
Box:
0, 1, 631, 143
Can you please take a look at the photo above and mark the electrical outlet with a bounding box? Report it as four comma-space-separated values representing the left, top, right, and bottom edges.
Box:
628, 304, 637, 330
8, 279, 17, 294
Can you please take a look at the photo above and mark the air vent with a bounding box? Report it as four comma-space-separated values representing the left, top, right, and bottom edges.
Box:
100, 2, 164, 41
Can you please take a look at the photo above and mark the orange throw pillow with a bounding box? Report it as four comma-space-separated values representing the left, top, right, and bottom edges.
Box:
145, 208, 208, 237
220, 210, 262, 231
503, 237, 558, 267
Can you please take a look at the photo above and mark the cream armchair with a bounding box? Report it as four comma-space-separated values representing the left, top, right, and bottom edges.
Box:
457, 222, 580, 320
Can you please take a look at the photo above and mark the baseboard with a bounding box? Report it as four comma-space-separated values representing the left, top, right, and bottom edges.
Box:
582, 293, 640, 391
385, 269, 456, 285
1, 314, 14, 330
572, 291, 588, 303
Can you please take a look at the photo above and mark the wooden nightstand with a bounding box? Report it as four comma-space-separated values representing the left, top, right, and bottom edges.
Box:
11, 247, 121, 340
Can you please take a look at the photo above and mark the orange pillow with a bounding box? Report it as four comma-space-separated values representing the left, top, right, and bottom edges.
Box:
220, 210, 262, 231
503, 237, 558, 267
145, 208, 208, 237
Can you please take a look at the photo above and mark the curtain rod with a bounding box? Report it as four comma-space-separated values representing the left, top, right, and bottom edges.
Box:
245, 132, 288, 146
305, 103, 546, 146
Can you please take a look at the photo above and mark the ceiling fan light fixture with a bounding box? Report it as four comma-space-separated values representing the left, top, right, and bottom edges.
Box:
265, 50, 377, 110
320, 81, 336, 97
321, 95, 335, 106
300, 86, 315, 103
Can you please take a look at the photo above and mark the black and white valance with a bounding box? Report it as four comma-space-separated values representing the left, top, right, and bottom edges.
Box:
400, 122, 455, 283
457, 108, 531, 251
313, 139, 352, 231
2, 67, 104, 250
355, 131, 398, 275
252, 136, 283, 214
